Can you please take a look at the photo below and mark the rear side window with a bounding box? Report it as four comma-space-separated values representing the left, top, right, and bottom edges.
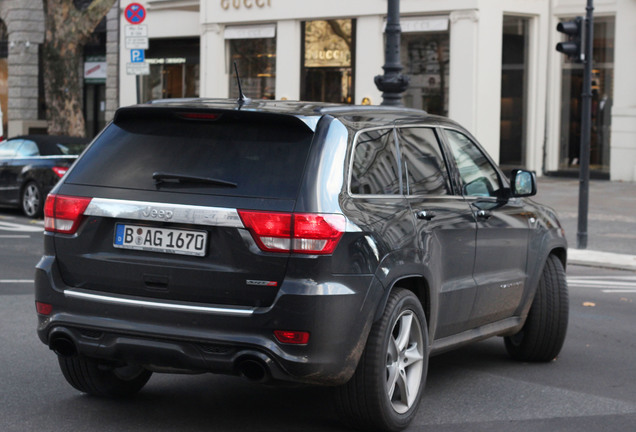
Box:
66, 112, 314, 200
350, 128, 401, 195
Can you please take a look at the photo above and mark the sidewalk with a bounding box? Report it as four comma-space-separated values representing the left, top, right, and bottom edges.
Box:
535, 177, 636, 271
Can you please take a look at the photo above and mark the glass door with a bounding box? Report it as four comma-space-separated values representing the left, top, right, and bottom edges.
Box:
301, 19, 355, 104
499, 16, 529, 170
558, 18, 614, 176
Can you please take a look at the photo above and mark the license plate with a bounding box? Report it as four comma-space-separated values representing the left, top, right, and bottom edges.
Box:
114, 224, 207, 257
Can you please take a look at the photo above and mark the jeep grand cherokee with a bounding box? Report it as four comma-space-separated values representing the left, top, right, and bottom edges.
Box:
35, 99, 568, 431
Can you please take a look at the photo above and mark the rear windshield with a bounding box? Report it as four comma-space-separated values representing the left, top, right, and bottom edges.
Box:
66, 111, 314, 199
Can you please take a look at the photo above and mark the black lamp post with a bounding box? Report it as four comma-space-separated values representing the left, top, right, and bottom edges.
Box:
375, 0, 409, 106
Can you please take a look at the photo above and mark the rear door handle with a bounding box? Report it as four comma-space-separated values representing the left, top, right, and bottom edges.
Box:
416, 210, 436, 221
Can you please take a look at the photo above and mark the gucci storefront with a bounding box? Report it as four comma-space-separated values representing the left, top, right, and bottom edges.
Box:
118, 0, 636, 181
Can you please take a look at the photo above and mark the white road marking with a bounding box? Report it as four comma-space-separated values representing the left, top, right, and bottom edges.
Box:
0, 280, 34, 284
0, 221, 43, 232
0, 235, 31, 239
567, 277, 636, 295
602, 289, 636, 294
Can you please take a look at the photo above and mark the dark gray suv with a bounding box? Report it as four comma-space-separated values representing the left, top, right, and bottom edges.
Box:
35, 99, 568, 431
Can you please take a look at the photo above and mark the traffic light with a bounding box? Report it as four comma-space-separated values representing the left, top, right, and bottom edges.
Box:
556, 17, 583, 62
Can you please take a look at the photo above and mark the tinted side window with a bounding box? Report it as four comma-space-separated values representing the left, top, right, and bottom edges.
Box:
397, 127, 451, 196
350, 128, 401, 195
445, 130, 501, 197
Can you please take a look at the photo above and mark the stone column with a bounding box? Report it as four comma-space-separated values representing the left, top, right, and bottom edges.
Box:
3, 0, 45, 136
610, 0, 636, 181
105, 1, 119, 122
448, 10, 479, 134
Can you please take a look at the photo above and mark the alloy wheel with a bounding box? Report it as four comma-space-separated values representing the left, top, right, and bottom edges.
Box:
385, 309, 425, 414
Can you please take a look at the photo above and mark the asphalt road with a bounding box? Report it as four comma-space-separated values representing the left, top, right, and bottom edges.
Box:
1, 210, 635, 431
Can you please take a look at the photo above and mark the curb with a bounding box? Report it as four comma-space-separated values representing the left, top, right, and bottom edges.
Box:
567, 249, 636, 272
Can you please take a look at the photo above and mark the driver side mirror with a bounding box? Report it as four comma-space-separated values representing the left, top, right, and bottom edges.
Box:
510, 169, 536, 197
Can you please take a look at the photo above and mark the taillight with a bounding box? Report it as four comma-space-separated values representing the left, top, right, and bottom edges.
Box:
51, 166, 68, 178
238, 211, 292, 252
238, 210, 345, 255
44, 194, 92, 234
293, 213, 345, 254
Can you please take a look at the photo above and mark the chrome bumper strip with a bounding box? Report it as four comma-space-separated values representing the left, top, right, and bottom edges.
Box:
64, 289, 255, 316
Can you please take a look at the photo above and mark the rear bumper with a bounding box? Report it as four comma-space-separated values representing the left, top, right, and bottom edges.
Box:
35, 255, 379, 385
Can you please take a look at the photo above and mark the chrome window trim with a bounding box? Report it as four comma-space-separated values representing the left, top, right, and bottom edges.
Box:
84, 198, 244, 228
64, 288, 255, 316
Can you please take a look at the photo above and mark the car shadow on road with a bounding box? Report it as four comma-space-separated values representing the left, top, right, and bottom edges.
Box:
45, 341, 518, 432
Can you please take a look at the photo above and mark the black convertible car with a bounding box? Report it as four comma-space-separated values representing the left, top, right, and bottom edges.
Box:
0, 135, 89, 217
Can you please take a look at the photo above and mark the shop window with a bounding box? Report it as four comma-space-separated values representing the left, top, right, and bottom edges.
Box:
228, 37, 276, 100
142, 38, 200, 103
500, 16, 530, 169
559, 17, 614, 176
301, 19, 354, 104
399, 17, 449, 116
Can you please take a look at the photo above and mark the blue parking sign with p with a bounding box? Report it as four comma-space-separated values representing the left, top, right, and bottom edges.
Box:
131, 49, 145, 63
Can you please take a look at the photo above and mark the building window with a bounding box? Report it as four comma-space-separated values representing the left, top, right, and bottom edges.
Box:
559, 17, 614, 175
500, 16, 530, 169
399, 16, 450, 116
301, 19, 355, 104
226, 25, 276, 100
142, 38, 200, 102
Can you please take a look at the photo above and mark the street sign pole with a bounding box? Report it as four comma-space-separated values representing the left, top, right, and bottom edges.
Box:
577, 0, 594, 249
123, 3, 148, 105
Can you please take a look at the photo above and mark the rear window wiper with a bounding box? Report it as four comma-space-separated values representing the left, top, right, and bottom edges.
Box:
152, 172, 237, 188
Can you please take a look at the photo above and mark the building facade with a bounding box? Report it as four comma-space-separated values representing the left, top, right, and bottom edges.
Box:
1, 0, 633, 181
117, 0, 635, 181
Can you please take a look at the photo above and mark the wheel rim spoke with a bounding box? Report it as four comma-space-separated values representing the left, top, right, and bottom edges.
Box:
386, 361, 399, 400
395, 313, 413, 352
404, 343, 424, 365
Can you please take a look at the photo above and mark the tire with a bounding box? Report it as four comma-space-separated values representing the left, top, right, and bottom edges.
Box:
335, 288, 428, 432
58, 356, 152, 397
21, 181, 43, 218
505, 254, 569, 362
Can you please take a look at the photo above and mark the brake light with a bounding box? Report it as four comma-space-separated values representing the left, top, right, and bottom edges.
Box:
44, 194, 92, 234
238, 210, 345, 255
178, 112, 220, 120
274, 330, 310, 345
51, 166, 68, 178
